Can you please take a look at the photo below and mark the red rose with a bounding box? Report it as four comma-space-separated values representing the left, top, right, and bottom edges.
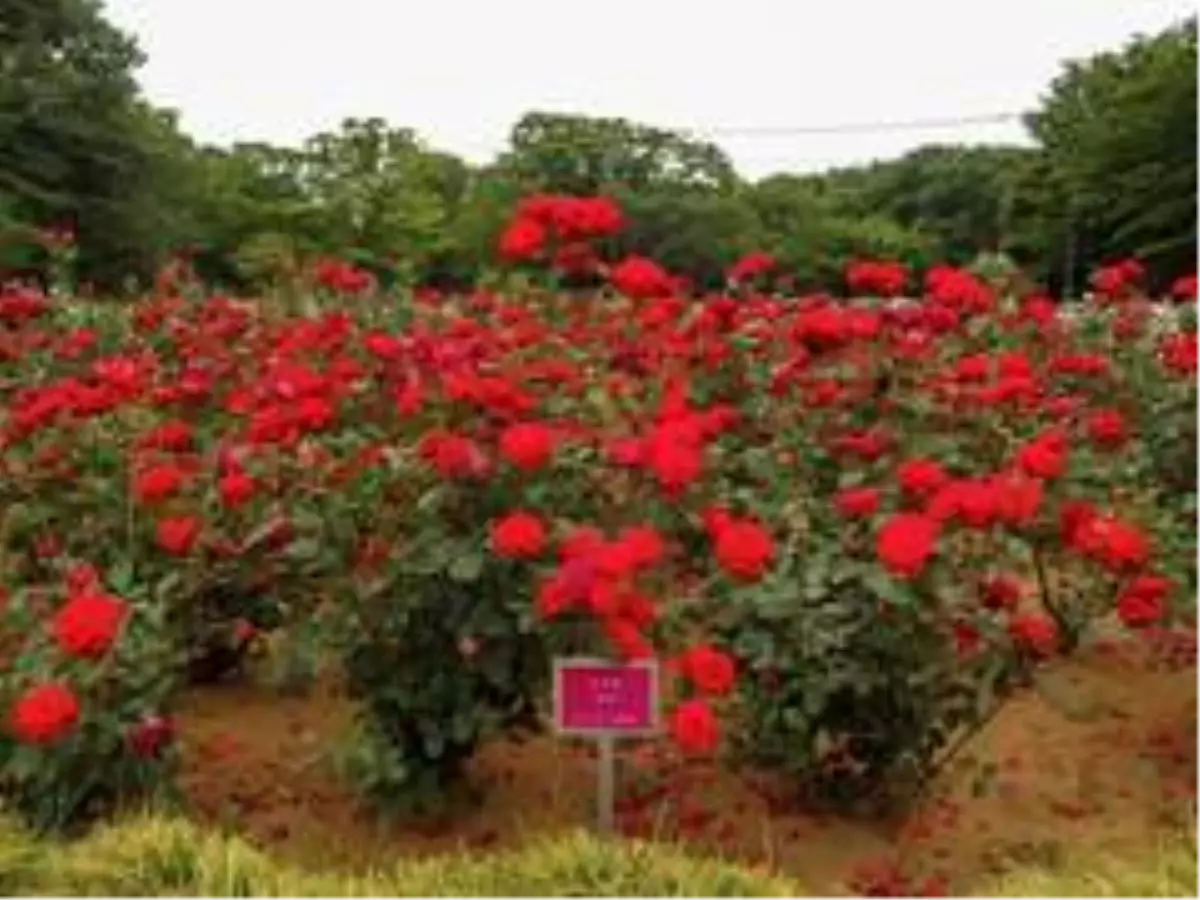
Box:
1117, 575, 1172, 629
1076, 515, 1151, 572
156, 515, 203, 556
615, 525, 666, 571
490, 511, 547, 559
559, 526, 605, 562
128, 715, 175, 758
898, 458, 949, 497
981, 575, 1023, 611
53, 592, 128, 659
876, 514, 940, 579
11, 683, 80, 745
218, 470, 256, 508
498, 218, 546, 262
714, 519, 775, 582
670, 699, 720, 755
1009, 613, 1059, 658
1086, 409, 1128, 449
992, 471, 1044, 528
603, 618, 653, 661
834, 486, 881, 518
1015, 430, 1069, 480
133, 463, 186, 505
677, 644, 736, 696
610, 256, 674, 300
499, 422, 557, 472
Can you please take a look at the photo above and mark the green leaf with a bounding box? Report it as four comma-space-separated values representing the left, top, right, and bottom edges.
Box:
107, 560, 135, 595
447, 550, 484, 583
284, 539, 322, 563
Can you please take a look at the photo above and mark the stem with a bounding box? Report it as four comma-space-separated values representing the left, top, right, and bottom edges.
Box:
1032, 542, 1078, 654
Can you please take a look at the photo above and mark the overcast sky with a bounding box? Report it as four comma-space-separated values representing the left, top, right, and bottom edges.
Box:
102, 0, 1194, 178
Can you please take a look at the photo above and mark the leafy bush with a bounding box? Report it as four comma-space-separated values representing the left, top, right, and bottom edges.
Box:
0, 566, 180, 832
0, 191, 1194, 827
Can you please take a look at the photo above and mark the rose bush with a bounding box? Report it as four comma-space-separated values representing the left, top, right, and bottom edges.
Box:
0, 194, 1194, 826
0, 563, 179, 831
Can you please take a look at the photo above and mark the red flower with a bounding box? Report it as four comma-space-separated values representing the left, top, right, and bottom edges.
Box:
559, 526, 605, 562
133, 464, 186, 505
419, 430, 489, 480
670, 699, 720, 755
645, 431, 703, 493
981, 575, 1023, 612
10, 683, 80, 745
53, 592, 128, 659
1076, 515, 1151, 572
498, 217, 546, 262
1117, 575, 1172, 629
1086, 409, 1128, 449
835, 486, 881, 518
128, 715, 175, 758
846, 260, 908, 297
615, 525, 666, 571
1009, 613, 1058, 658
218, 470, 256, 508
604, 618, 654, 661
992, 471, 1044, 528
490, 511, 547, 559
727, 252, 775, 283
714, 519, 775, 582
610, 256, 674, 300
499, 422, 557, 472
156, 515, 203, 556
676, 644, 736, 696
65, 563, 101, 596
877, 514, 939, 579
1015, 430, 1069, 480
898, 458, 949, 497
1170, 274, 1197, 302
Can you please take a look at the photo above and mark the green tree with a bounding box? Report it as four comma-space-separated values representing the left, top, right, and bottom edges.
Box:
1026, 16, 1198, 288
0, 0, 194, 288
498, 111, 737, 195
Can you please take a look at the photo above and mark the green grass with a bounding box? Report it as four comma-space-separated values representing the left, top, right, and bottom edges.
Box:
0, 813, 1193, 896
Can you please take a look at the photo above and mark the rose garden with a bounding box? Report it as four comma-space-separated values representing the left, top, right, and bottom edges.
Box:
0, 192, 1193, 895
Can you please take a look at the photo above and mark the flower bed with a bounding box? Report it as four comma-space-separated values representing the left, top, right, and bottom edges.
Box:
0, 196, 1194, 888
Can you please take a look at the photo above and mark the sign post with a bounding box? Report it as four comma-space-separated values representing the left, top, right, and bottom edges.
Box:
552, 657, 661, 835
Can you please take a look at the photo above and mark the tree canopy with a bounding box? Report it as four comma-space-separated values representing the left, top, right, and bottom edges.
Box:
0, 5, 1194, 294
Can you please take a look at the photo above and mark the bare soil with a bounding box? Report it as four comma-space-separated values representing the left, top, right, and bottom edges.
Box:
175, 636, 1197, 895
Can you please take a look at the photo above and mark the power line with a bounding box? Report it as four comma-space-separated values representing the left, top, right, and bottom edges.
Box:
684, 112, 1024, 139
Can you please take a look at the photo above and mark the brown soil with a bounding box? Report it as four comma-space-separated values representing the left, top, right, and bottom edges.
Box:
175, 637, 1197, 895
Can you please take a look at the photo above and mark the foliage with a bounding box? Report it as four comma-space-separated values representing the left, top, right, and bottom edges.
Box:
0, 565, 180, 832
0, 194, 1196, 824
2, 3, 1194, 297
1025, 17, 1198, 289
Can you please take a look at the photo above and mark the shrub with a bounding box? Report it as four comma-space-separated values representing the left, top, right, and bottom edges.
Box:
0, 565, 180, 832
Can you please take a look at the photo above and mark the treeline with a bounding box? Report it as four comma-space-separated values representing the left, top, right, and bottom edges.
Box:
1, 1, 1196, 295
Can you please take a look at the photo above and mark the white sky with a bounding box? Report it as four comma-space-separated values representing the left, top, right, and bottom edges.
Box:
102, 0, 1195, 178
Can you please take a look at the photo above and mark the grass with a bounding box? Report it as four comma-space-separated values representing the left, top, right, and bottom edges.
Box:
0, 813, 1193, 896
0, 814, 798, 897
984, 830, 1197, 897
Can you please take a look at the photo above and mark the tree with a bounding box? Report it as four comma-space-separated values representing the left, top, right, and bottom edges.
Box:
498, 111, 738, 195
1026, 16, 1198, 287
0, 0, 195, 288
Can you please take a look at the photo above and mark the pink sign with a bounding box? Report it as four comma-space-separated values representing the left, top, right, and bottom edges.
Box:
553, 659, 660, 736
